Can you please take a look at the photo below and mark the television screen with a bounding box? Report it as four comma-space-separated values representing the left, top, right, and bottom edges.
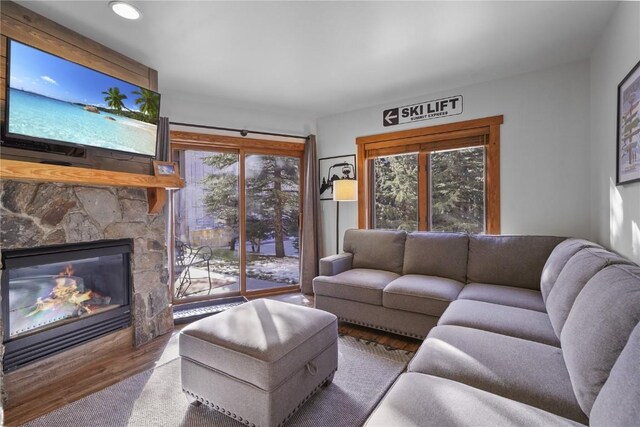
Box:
4, 39, 160, 157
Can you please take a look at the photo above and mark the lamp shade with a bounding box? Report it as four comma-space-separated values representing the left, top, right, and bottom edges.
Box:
333, 179, 358, 201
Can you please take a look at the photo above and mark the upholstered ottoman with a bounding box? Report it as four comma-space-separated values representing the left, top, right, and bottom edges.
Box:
179, 299, 338, 427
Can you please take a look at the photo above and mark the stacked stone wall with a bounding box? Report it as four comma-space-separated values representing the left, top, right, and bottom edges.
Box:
0, 181, 173, 405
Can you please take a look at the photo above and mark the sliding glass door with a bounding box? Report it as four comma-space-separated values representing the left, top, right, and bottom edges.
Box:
171, 147, 302, 302
172, 150, 240, 300
244, 154, 300, 292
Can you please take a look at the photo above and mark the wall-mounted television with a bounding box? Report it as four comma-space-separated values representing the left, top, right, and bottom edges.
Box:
3, 39, 160, 158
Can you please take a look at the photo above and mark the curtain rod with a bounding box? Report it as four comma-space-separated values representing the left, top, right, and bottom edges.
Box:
169, 121, 309, 141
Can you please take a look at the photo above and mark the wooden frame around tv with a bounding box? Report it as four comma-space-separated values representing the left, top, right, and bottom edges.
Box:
0, 1, 159, 175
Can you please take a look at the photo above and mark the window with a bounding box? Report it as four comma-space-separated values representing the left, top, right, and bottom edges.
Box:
357, 116, 502, 234
170, 131, 304, 302
372, 153, 418, 231
429, 146, 485, 233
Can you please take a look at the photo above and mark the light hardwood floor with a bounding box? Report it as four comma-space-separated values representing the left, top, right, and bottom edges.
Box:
3, 292, 421, 426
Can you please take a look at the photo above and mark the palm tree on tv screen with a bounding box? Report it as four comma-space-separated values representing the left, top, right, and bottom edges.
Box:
132, 88, 160, 121
102, 87, 128, 112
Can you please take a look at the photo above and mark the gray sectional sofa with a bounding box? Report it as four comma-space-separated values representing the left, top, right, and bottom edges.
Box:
314, 229, 565, 339
312, 229, 640, 426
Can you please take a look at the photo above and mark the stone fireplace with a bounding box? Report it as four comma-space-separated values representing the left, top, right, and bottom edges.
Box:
0, 180, 173, 401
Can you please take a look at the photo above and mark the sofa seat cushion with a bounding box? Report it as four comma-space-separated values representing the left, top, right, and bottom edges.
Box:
438, 300, 560, 346
457, 282, 546, 312
382, 275, 464, 317
408, 325, 587, 424
313, 268, 400, 306
365, 373, 585, 427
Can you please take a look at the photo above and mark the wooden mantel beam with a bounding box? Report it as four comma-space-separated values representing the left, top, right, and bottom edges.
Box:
0, 159, 184, 213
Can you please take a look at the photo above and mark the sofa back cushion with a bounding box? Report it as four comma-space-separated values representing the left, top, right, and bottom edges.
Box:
540, 238, 600, 303
403, 232, 469, 283
590, 321, 640, 427
343, 229, 407, 274
546, 248, 631, 337
467, 235, 565, 290
561, 264, 640, 416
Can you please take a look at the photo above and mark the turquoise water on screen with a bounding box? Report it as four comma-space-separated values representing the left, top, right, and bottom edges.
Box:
8, 88, 157, 156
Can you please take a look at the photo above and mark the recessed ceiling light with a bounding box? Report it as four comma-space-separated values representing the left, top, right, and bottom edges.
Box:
109, 1, 142, 20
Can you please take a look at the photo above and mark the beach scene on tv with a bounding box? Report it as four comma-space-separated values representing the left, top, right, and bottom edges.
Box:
7, 40, 159, 157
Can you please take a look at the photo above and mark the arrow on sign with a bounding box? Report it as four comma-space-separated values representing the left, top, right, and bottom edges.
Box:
383, 108, 399, 126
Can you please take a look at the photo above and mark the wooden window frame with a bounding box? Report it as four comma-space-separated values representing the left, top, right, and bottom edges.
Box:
356, 115, 503, 234
169, 130, 305, 304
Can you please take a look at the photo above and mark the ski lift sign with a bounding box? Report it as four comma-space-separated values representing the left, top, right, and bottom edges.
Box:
383, 95, 463, 127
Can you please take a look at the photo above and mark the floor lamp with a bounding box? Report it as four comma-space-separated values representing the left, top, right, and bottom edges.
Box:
333, 179, 358, 254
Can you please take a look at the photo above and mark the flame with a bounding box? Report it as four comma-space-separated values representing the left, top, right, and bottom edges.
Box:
59, 264, 74, 277
27, 269, 93, 317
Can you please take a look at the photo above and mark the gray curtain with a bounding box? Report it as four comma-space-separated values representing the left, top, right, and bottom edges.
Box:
156, 117, 170, 161
300, 135, 320, 295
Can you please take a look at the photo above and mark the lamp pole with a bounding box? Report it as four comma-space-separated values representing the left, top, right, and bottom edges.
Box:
336, 201, 340, 254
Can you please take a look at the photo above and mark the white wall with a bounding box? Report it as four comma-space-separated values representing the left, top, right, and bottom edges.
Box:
317, 61, 592, 257
161, 90, 316, 136
590, 2, 640, 264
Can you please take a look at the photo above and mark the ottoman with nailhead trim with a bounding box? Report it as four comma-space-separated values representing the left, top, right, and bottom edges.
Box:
179, 299, 338, 427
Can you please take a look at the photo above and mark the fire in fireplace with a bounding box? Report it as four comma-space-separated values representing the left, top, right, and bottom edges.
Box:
2, 239, 132, 371
10, 259, 120, 338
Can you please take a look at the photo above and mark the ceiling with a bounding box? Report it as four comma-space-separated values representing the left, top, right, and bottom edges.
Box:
18, 1, 617, 118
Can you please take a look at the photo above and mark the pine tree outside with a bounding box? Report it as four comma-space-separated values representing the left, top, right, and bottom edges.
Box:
430, 146, 485, 233
372, 146, 485, 234
373, 153, 419, 231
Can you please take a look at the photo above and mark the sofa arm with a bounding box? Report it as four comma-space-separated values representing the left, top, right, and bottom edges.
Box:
319, 253, 353, 276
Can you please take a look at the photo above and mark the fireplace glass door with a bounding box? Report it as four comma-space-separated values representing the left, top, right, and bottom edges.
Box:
2, 239, 132, 371
7, 254, 127, 339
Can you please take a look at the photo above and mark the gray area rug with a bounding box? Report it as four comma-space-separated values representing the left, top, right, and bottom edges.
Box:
23, 335, 413, 427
